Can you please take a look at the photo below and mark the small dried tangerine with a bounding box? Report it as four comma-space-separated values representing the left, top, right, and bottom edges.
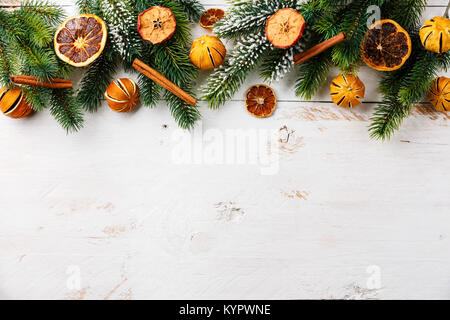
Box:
245, 85, 277, 118
200, 8, 226, 31
362, 19, 412, 71
54, 14, 107, 67
330, 74, 365, 109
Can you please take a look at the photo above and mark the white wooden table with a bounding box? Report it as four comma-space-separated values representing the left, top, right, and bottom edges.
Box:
1, 0, 450, 300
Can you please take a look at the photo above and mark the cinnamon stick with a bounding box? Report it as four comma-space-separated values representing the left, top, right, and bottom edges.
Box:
132, 58, 197, 107
10, 75, 73, 89
294, 32, 347, 65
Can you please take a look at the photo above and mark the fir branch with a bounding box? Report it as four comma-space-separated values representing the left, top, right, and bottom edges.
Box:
175, 0, 205, 22
382, 0, 427, 32
214, 0, 300, 39
260, 40, 306, 83
202, 32, 272, 109
0, 42, 17, 86
331, 0, 385, 72
22, 86, 52, 112
50, 90, 85, 133
165, 90, 201, 130
76, 0, 100, 15
369, 95, 411, 141
12, 8, 54, 48
296, 49, 333, 100
21, 0, 65, 25
370, 40, 450, 141
98, 0, 142, 68
77, 44, 119, 112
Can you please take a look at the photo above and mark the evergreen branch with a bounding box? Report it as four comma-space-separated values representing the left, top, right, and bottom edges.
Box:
0, 42, 17, 86
77, 45, 119, 112
98, 0, 143, 69
22, 86, 52, 112
21, 0, 65, 25
295, 49, 333, 100
76, 0, 100, 15
202, 32, 272, 109
214, 0, 300, 39
50, 89, 85, 133
331, 0, 386, 72
369, 95, 411, 141
13, 8, 54, 48
175, 0, 205, 22
165, 90, 201, 130
370, 39, 450, 140
382, 0, 427, 32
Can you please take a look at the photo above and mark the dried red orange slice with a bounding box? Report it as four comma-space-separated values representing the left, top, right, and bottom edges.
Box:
362, 20, 412, 71
54, 14, 107, 67
138, 6, 176, 45
245, 85, 277, 118
200, 8, 225, 31
265, 8, 305, 49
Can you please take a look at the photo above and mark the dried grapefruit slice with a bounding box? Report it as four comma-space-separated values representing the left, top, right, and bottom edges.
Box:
200, 8, 225, 31
362, 20, 411, 71
138, 6, 176, 45
245, 85, 277, 118
54, 14, 107, 68
265, 8, 305, 49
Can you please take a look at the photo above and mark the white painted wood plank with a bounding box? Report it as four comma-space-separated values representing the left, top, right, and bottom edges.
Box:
1, 0, 450, 301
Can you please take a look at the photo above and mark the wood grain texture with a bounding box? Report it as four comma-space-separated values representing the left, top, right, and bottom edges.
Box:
0, 1, 450, 300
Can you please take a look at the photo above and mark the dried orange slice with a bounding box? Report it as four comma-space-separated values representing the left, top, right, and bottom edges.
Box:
245, 85, 277, 118
265, 8, 305, 49
330, 74, 365, 109
138, 6, 176, 45
362, 20, 412, 71
54, 14, 107, 68
200, 8, 225, 31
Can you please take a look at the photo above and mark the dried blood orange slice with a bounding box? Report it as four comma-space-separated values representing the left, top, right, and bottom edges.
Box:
362, 20, 412, 71
54, 14, 107, 67
138, 6, 176, 45
200, 8, 225, 31
245, 85, 277, 118
265, 8, 305, 49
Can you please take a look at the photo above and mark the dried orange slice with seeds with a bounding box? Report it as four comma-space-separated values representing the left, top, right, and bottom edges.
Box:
138, 6, 177, 45
245, 85, 277, 118
200, 8, 225, 31
362, 20, 411, 71
265, 8, 305, 49
54, 14, 107, 67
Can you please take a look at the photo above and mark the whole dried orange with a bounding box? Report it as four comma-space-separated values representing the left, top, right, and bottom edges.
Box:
420, 17, 450, 54
265, 8, 305, 49
54, 14, 107, 67
0, 87, 33, 119
190, 35, 226, 70
362, 19, 411, 71
330, 74, 365, 109
428, 76, 450, 112
138, 6, 176, 45
199, 8, 225, 31
245, 85, 277, 118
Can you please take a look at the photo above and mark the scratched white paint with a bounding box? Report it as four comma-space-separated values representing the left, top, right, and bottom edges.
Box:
1, 1, 450, 300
